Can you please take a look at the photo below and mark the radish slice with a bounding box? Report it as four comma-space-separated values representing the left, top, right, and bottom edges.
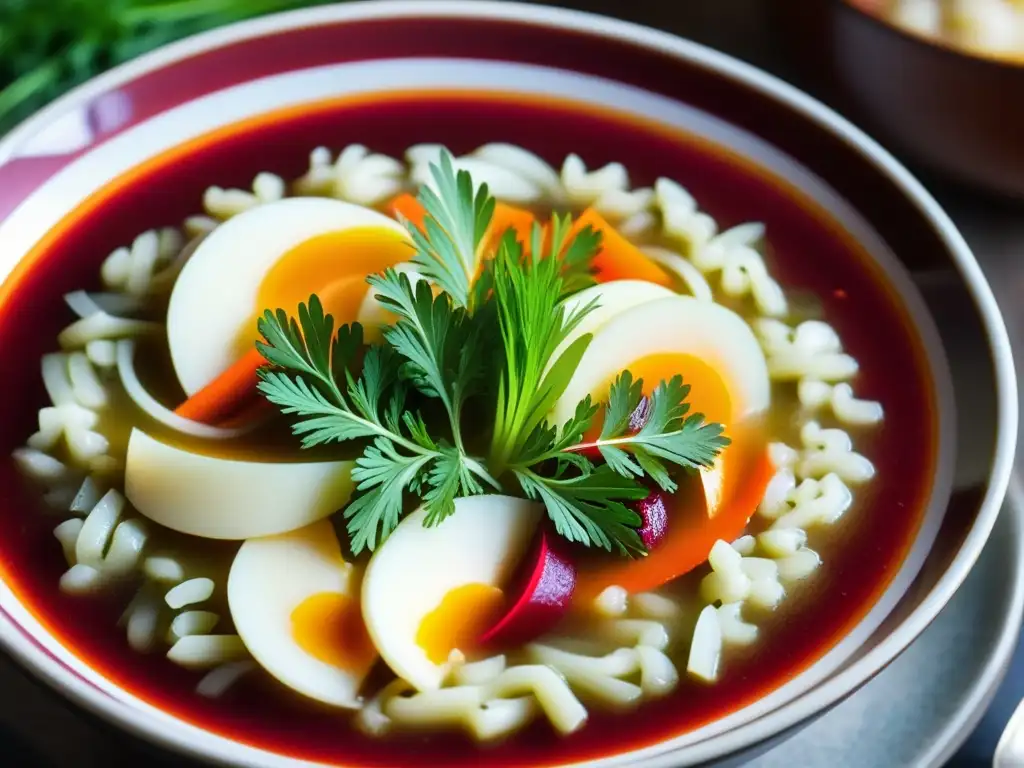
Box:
635, 491, 669, 551
479, 529, 576, 648
116, 340, 250, 440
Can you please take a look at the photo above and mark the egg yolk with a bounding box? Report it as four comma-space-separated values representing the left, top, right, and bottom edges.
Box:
625, 352, 733, 427
618, 353, 736, 521
415, 583, 505, 664
574, 353, 769, 597
243, 226, 413, 354
290, 591, 377, 673
581, 352, 734, 445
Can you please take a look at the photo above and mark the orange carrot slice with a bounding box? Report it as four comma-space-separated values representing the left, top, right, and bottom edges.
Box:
570, 209, 674, 288
386, 194, 536, 257
174, 348, 266, 426
576, 426, 773, 598
482, 203, 537, 256
387, 193, 427, 231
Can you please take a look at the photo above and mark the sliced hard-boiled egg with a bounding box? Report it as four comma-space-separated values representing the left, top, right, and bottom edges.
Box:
548, 280, 677, 373
551, 295, 770, 430
228, 519, 376, 707
559, 296, 773, 597
124, 429, 354, 539
167, 197, 413, 395
361, 495, 541, 691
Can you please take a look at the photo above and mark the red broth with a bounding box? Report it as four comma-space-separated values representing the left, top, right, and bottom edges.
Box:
0, 91, 935, 766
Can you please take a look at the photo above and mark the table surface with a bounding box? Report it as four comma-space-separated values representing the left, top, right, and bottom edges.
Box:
1, 1, 1022, 766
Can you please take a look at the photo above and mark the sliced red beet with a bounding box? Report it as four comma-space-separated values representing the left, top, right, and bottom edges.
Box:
479, 528, 576, 649
634, 490, 669, 551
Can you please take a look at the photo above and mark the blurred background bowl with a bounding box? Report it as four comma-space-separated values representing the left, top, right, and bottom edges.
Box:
778, 0, 1024, 199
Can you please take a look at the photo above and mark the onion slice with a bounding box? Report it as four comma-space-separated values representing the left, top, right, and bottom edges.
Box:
116, 340, 250, 440
148, 232, 208, 294
64, 290, 146, 319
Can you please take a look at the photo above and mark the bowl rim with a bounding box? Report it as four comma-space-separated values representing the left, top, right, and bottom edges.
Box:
930, 475, 1024, 767
837, 0, 1024, 71
0, 1, 1016, 766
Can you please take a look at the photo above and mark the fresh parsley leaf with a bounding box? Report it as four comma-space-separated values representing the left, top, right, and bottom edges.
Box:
366, 270, 486, 459
256, 297, 335, 389
401, 150, 495, 308
421, 446, 486, 528
590, 371, 731, 493
548, 213, 601, 297
256, 298, 405, 447
256, 370, 379, 448
467, 254, 496, 316
344, 437, 433, 554
347, 345, 398, 423
516, 396, 599, 468
400, 409, 437, 452
515, 464, 647, 556
256, 295, 497, 553
488, 227, 599, 472
510, 399, 647, 557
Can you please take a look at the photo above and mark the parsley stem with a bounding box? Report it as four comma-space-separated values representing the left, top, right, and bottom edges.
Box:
354, 414, 435, 457
564, 437, 621, 453
462, 456, 502, 491
301, 361, 436, 459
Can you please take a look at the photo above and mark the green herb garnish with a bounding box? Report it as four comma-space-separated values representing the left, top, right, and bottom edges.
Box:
400, 152, 494, 310
486, 227, 597, 475
582, 371, 729, 494
256, 149, 729, 556
255, 296, 498, 553
0, 1, 340, 134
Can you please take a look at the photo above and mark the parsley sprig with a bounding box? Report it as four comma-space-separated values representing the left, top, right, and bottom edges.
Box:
256, 149, 729, 556
256, 295, 497, 552
401, 152, 494, 309
580, 371, 730, 494
487, 228, 597, 474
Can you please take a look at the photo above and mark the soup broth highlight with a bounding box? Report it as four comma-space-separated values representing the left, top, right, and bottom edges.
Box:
0, 92, 935, 766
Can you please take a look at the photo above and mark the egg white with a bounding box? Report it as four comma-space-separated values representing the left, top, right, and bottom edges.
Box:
361, 495, 541, 692
547, 280, 677, 375
166, 197, 408, 396
124, 429, 355, 539
228, 519, 374, 708
550, 295, 770, 427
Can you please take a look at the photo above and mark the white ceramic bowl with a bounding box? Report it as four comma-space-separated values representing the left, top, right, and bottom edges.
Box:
0, 2, 1015, 766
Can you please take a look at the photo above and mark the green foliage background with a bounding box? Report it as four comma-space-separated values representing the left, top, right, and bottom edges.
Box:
0, 0, 340, 134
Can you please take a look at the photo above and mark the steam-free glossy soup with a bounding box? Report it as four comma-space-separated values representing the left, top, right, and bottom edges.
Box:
0, 93, 935, 765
